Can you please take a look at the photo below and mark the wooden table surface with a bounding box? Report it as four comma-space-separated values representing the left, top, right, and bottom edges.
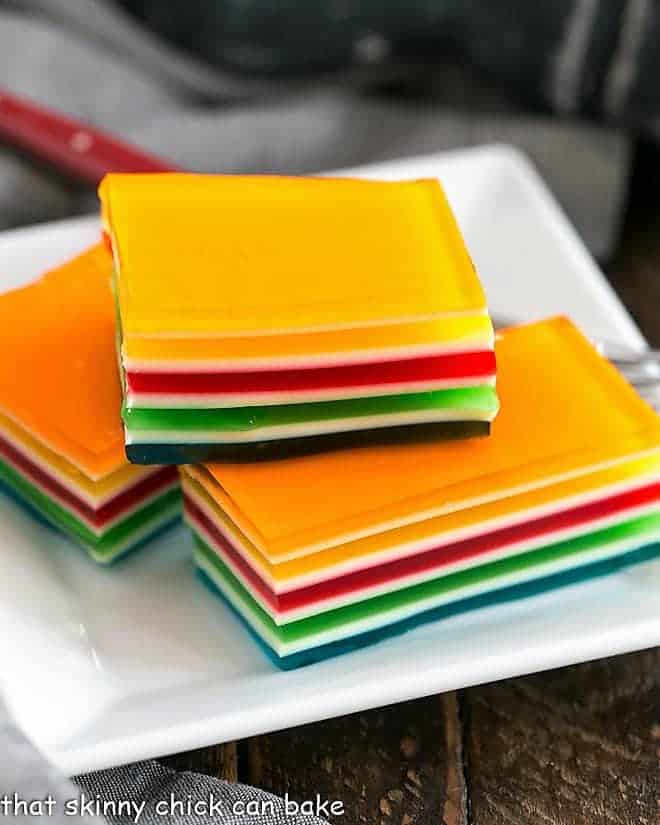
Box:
161, 140, 660, 825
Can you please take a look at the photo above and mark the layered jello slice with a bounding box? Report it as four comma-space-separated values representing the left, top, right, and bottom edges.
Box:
181, 318, 660, 667
0, 245, 180, 562
100, 173, 498, 463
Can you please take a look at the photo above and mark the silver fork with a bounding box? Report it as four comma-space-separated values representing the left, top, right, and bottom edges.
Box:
492, 316, 660, 413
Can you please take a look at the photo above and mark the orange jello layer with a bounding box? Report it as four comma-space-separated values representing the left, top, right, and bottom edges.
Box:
0, 244, 127, 479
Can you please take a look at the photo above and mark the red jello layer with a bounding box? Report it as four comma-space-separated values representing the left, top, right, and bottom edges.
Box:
127, 350, 496, 395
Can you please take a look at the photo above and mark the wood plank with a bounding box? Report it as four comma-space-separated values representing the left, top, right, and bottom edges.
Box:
463, 649, 660, 825
246, 692, 466, 825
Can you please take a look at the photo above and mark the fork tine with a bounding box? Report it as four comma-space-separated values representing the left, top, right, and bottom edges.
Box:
635, 391, 660, 410
614, 373, 660, 388
600, 348, 660, 364
633, 383, 660, 407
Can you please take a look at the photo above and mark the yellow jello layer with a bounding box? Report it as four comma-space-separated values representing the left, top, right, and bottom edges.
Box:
100, 173, 488, 338
122, 314, 494, 367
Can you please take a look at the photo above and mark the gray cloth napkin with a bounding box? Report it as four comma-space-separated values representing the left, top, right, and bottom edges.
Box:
0, 0, 631, 258
77, 762, 330, 825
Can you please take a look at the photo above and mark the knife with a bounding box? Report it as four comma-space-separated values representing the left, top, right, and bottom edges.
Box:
0, 88, 176, 185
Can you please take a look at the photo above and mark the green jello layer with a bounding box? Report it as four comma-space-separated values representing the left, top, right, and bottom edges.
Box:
123, 385, 498, 432
0, 455, 181, 562
193, 507, 660, 648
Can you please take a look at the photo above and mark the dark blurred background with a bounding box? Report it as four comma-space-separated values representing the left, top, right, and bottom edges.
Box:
2, 0, 660, 300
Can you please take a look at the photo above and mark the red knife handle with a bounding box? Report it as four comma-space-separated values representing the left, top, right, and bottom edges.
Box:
0, 89, 175, 185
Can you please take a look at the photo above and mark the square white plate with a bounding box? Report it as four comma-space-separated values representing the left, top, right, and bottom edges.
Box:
0, 145, 655, 776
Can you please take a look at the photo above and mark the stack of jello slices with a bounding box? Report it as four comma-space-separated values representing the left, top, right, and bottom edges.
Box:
180, 318, 660, 668
0, 245, 180, 563
100, 173, 499, 463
